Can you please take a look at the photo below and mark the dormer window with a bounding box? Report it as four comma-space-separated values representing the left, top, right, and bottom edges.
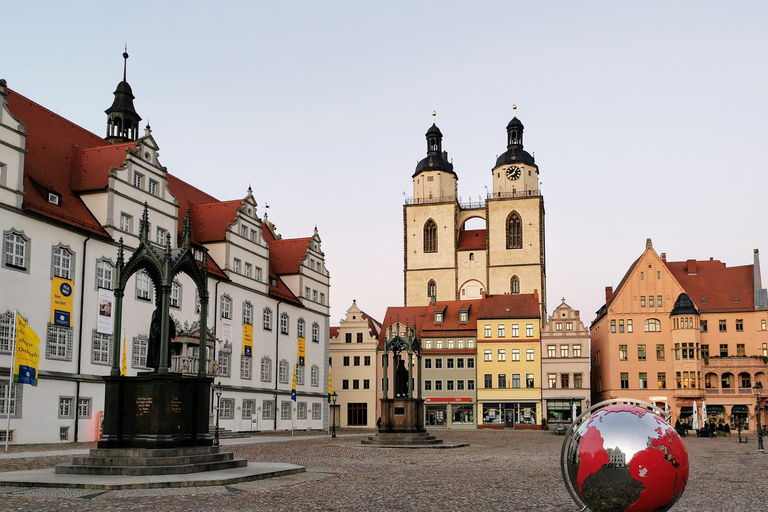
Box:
47, 192, 61, 206
459, 311, 468, 323
435, 312, 443, 323
271, 278, 278, 287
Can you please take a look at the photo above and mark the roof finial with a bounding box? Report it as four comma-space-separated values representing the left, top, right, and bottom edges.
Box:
512, 104, 517, 118
432, 110, 436, 125
122, 45, 129, 82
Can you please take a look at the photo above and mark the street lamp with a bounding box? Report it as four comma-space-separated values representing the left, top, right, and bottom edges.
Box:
755, 382, 764, 453
331, 391, 338, 438
213, 381, 223, 446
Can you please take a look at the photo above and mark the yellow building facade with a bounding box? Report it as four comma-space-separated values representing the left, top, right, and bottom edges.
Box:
475, 293, 543, 429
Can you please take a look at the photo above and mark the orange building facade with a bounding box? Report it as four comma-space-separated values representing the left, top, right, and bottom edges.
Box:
591, 239, 768, 432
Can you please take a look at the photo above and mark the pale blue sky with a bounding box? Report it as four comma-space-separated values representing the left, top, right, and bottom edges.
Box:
4, 2, 768, 325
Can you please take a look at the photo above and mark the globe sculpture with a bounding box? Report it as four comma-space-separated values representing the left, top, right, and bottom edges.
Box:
561, 400, 689, 512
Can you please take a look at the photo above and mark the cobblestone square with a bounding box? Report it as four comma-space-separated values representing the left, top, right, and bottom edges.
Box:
1, 430, 767, 511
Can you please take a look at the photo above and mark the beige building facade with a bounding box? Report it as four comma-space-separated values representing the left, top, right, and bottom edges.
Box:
541, 299, 591, 427
329, 301, 381, 428
403, 114, 546, 317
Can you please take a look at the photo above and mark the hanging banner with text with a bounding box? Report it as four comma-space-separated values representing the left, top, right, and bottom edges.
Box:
97, 288, 115, 334
51, 277, 74, 327
243, 323, 253, 357
222, 319, 232, 344
14, 313, 41, 387
297, 336, 305, 366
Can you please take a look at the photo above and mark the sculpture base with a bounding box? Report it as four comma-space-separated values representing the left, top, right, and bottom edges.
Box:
98, 374, 213, 449
379, 398, 425, 433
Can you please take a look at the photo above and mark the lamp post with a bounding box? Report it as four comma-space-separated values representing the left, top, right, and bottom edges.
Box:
213, 381, 223, 446
331, 391, 338, 438
755, 382, 764, 453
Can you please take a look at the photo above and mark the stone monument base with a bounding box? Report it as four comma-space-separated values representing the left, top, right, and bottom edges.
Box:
379, 398, 425, 433
99, 373, 213, 449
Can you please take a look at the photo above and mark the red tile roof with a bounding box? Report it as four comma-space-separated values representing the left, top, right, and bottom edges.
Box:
329, 326, 340, 339
188, 201, 241, 244
457, 229, 486, 251
379, 306, 428, 350
6, 88, 113, 237
666, 258, 754, 312
77, 142, 137, 191
268, 272, 302, 306
270, 237, 312, 275
477, 293, 541, 320
360, 310, 382, 339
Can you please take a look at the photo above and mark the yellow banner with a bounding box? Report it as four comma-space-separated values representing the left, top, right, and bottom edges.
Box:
243, 324, 253, 357
297, 336, 305, 366
121, 331, 128, 376
14, 314, 41, 386
51, 277, 74, 327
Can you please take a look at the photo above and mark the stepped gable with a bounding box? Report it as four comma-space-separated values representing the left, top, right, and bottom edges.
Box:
665, 258, 754, 312
457, 229, 486, 251
5, 88, 113, 237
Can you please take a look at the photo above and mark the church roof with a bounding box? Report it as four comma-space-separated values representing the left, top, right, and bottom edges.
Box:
457, 229, 486, 251
269, 237, 314, 275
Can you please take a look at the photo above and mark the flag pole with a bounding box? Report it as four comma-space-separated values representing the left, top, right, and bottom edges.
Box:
5, 310, 18, 452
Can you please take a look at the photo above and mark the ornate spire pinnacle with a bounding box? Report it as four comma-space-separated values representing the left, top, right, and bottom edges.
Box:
123, 45, 128, 82
182, 208, 192, 248
432, 110, 436, 125
139, 202, 150, 243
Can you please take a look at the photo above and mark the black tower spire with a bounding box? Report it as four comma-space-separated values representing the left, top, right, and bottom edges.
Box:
105, 49, 142, 144
413, 111, 455, 178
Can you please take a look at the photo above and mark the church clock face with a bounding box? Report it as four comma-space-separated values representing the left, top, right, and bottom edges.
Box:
506, 166, 522, 180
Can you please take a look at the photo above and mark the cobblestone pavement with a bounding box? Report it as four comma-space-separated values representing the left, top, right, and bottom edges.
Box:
1, 430, 767, 511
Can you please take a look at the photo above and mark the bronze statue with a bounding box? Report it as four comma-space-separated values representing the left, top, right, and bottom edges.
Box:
146, 308, 176, 370
395, 359, 409, 397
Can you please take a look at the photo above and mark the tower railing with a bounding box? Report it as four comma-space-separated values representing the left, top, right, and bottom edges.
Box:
487, 189, 542, 200
404, 195, 457, 205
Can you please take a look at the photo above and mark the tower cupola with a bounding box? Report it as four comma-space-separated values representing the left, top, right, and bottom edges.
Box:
413, 111, 455, 178
105, 49, 142, 144
494, 105, 536, 168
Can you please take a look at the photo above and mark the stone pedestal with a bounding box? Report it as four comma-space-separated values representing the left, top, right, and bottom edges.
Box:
380, 398, 425, 433
99, 373, 213, 449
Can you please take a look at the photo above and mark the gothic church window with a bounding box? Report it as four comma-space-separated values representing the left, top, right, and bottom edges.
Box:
424, 219, 438, 253
511, 275, 520, 294
506, 212, 522, 249
427, 280, 437, 299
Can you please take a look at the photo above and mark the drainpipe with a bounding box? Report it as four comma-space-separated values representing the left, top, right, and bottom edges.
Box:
273, 300, 282, 430
73, 236, 90, 443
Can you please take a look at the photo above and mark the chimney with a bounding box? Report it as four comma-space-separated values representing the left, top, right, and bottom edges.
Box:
481, 290, 486, 299
661, 253, 666, 262
686, 259, 697, 275
605, 286, 614, 303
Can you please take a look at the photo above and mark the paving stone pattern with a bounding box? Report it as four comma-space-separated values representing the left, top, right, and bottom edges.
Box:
1, 430, 767, 511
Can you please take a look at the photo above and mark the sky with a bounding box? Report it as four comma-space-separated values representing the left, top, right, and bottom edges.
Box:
4, 2, 768, 326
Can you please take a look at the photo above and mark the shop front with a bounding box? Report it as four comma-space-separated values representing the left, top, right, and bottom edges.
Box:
546, 399, 583, 426
706, 404, 726, 427
731, 404, 749, 430
481, 402, 539, 429
425, 398, 475, 429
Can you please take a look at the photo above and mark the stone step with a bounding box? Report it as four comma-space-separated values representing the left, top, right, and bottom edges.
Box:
361, 433, 444, 445
70, 451, 234, 467
55, 458, 248, 476
89, 446, 221, 458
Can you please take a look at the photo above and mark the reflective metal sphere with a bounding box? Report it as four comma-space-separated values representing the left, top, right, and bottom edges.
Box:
561, 400, 689, 512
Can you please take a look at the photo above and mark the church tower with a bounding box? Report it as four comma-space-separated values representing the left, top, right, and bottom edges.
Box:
105, 50, 142, 143
404, 110, 546, 315
487, 109, 546, 316
404, 114, 459, 305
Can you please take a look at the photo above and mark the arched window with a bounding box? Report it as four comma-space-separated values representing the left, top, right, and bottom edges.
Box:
220, 295, 232, 319
297, 318, 305, 338
52, 245, 73, 279
511, 276, 520, 294
644, 319, 661, 332
469, 253, 474, 261
280, 312, 289, 335
424, 219, 438, 253
506, 212, 522, 249
311, 365, 319, 387
278, 359, 289, 383
263, 307, 272, 331
260, 356, 272, 382
242, 302, 253, 325
427, 280, 437, 299
312, 322, 319, 342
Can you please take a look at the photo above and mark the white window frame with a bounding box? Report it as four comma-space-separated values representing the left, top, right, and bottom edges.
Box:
96, 259, 114, 290
312, 322, 319, 342
91, 330, 112, 365
263, 308, 272, 330
170, 280, 181, 308
135, 271, 152, 301
243, 301, 253, 325
46, 323, 73, 361
280, 312, 289, 335
220, 295, 232, 320
261, 356, 272, 382
131, 335, 149, 368
278, 359, 289, 383
51, 245, 73, 280
3, 230, 30, 273
312, 403, 321, 420
133, 171, 144, 189
58, 397, 74, 419
240, 355, 252, 380
148, 179, 159, 196
281, 401, 291, 420
262, 400, 274, 420
119, 213, 133, 233
311, 365, 319, 387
